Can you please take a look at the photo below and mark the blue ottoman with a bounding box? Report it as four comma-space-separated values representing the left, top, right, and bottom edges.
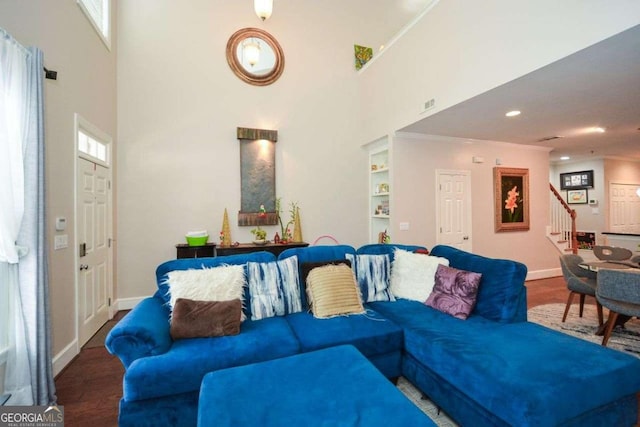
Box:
197, 345, 435, 427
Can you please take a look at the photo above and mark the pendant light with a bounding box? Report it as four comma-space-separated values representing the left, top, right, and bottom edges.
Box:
254, 0, 273, 21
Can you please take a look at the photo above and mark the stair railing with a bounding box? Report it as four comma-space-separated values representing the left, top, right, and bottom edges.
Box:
549, 183, 578, 254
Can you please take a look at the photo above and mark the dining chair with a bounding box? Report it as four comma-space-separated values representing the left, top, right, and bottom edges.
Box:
596, 268, 640, 346
593, 245, 633, 261
559, 254, 603, 325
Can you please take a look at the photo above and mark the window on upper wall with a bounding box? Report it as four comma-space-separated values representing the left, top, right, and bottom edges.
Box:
77, 0, 111, 50
76, 114, 111, 167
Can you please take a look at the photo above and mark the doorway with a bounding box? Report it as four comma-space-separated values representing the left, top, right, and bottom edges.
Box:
609, 182, 640, 233
436, 170, 472, 251
75, 114, 113, 347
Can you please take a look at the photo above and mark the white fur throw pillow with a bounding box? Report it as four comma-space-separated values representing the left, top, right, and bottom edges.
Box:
390, 249, 449, 301
166, 265, 246, 319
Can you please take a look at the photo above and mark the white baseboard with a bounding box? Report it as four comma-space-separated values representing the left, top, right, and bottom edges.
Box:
114, 296, 145, 312
53, 339, 79, 377
526, 268, 561, 281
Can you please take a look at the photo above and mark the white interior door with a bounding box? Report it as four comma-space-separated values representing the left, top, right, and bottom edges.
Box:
436, 170, 472, 251
77, 157, 111, 346
609, 183, 640, 233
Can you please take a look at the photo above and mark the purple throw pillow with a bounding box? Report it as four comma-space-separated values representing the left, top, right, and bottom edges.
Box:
425, 264, 482, 320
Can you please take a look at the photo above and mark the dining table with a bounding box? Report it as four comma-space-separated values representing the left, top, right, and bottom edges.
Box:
579, 260, 640, 272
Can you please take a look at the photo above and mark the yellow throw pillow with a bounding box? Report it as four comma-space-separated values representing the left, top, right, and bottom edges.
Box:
306, 264, 364, 318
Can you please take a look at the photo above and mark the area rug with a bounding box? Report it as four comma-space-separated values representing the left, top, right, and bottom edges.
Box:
397, 377, 458, 427
528, 303, 640, 357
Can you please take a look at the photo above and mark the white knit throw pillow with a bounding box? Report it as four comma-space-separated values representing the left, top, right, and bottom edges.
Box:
390, 249, 449, 301
166, 265, 246, 319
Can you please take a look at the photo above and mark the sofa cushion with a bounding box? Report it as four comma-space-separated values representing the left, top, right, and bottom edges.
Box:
370, 298, 640, 426
284, 309, 402, 358
170, 298, 242, 339
306, 263, 365, 318
278, 245, 357, 308
300, 259, 351, 283
123, 316, 300, 401
425, 264, 482, 319
356, 243, 429, 261
345, 253, 395, 302
390, 248, 449, 301
429, 245, 527, 322
246, 256, 302, 320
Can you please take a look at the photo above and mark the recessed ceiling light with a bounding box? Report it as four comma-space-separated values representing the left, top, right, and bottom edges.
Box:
505, 110, 521, 117
560, 156, 570, 161
379, 44, 385, 51
586, 127, 606, 133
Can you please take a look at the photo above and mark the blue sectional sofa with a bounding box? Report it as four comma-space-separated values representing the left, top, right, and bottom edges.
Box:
106, 244, 640, 426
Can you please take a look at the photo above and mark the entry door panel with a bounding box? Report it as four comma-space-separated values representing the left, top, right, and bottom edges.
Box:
437, 171, 472, 251
610, 183, 640, 233
78, 158, 110, 346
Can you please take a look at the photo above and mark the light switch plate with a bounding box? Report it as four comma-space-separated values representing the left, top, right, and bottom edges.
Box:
399, 222, 410, 231
54, 234, 68, 250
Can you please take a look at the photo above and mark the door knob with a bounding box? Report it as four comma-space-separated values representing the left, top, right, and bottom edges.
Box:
79, 264, 89, 271
463, 236, 469, 240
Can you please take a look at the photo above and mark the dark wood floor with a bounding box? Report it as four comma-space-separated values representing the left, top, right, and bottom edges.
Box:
55, 276, 633, 426
55, 311, 127, 426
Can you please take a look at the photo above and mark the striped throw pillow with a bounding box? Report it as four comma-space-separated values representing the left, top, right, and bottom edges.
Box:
306, 264, 364, 318
247, 256, 302, 320
346, 253, 394, 302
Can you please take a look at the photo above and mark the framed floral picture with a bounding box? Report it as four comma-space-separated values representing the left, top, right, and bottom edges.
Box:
494, 167, 530, 232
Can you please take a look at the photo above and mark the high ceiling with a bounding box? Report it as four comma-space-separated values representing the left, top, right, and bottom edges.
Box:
400, 24, 640, 164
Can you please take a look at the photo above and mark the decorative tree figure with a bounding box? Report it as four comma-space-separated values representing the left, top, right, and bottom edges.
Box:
292, 206, 303, 243
220, 208, 232, 246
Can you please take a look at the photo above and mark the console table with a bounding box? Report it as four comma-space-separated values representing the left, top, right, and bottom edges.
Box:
216, 242, 308, 257
175, 243, 216, 259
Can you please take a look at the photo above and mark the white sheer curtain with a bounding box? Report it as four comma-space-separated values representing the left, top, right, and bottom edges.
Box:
0, 27, 55, 406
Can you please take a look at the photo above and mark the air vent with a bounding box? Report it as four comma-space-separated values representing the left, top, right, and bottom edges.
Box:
421, 98, 435, 113
537, 136, 563, 142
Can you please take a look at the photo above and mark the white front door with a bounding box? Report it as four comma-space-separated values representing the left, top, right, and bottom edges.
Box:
436, 170, 472, 251
77, 157, 111, 346
610, 183, 640, 233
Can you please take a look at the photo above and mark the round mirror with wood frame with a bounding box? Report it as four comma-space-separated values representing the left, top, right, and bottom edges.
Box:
226, 28, 285, 86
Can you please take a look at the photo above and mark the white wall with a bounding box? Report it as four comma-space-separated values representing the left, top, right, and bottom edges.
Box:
392, 134, 557, 276
604, 159, 640, 189
116, 0, 401, 299
358, 0, 640, 144
0, 1, 117, 362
